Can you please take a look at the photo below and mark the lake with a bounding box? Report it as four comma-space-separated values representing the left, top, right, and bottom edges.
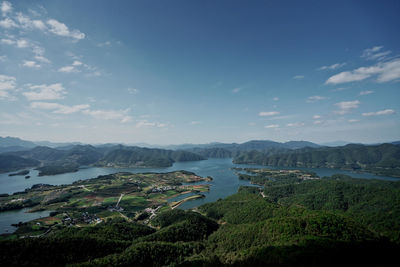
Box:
0, 158, 398, 234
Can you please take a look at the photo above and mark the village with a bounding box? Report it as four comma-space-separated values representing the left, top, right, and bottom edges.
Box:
0, 170, 211, 239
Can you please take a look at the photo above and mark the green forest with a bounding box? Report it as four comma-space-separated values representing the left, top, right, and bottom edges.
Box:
233, 143, 400, 177
2, 172, 400, 266
0, 145, 205, 174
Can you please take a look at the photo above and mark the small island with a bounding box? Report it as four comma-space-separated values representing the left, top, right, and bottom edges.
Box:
8, 170, 30, 177
36, 164, 79, 176
233, 167, 319, 186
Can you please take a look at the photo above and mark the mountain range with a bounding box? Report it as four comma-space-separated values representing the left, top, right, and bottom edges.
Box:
1, 136, 400, 177
0, 144, 204, 174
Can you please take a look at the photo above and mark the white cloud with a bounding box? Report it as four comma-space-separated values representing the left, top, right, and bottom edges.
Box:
23, 83, 66, 101
313, 115, 321, 119
16, 39, 29, 48
326, 71, 370, 84
86, 70, 101, 77
326, 58, 400, 84
1, 1, 12, 16
34, 55, 50, 63
190, 121, 201, 125
232, 87, 241, 93
128, 88, 139, 94
1, 38, 14, 45
22, 60, 40, 68
307, 95, 326, 103
32, 19, 46, 30
2, 36, 49, 64
313, 120, 323, 125
0, 17, 17, 28
362, 109, 395, 116
331, 87, 347, 92
15, 12, 44, 30
287, 122, 304, 127
30, 101, 133, 123
136, 120, 168, 128
83, 109, 132, 123
319, 62, 346, 70
97, 41, 111, 47
58, 65, 79, 73
359, 90, 374, 96
72, 60, 83, 66
0, 4, 83, 42
348, 119, 359, 123
32, 44, 45, 56
264, 124, 279, 128
58, 60, 100, 75
259, 111, 280, 116
0, 74, 16, 99
273, 97, 279, 101
361, 46, 391, 61
31, 102, 89, 114
293, 75, 304, 79
47, 19, 85, 40
334, 100, 360, 115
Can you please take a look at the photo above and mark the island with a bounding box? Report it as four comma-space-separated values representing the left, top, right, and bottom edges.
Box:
8, 170, 30, 177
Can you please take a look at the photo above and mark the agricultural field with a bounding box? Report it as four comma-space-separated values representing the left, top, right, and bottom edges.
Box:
0, 171, 210, 239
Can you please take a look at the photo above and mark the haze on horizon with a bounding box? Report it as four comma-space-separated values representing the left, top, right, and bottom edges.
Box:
0, 0, 399, 145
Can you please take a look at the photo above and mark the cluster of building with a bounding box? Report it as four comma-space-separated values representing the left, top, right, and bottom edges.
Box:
80, 212, 102, 224
144, 205, 162, 220
61, 212, 102, 226
108, 205, 124, 212
299, 174, 319, 180
150, 185, 176, 193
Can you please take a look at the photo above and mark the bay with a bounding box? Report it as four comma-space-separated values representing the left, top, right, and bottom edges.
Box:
0, 158, 398, 234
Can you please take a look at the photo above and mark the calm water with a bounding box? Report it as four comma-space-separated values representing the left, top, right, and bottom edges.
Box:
0, 208, 51, 234
0, 158, 398, 233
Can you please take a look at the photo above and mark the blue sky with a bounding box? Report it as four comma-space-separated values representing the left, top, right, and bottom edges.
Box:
0, 0, 399, 145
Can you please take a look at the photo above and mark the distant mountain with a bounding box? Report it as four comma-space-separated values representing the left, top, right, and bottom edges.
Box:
320, 141, 351, 147
233, 143, 400, 177
392, 141, 400, 145
96, 146, 205, 168
8, 146, 66, 161
0, 155, 40, 173
0, 146, 31, 154
0, 136, 82, 152
0, 136, 36, 148
283, 141, 321, 149
183, 140, 321, 158
0, 144, 205, 174
33, 140, 82, 148
188, 147, 234, 158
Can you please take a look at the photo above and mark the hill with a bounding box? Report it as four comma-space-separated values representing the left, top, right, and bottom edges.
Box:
1, 184, 399, 266
183, 140, 320, 158
96, 146, 205, 168
0, 136, 36, 149
233, 143, 400, 177
0, 144, 205, 174
0, 155, 40, 173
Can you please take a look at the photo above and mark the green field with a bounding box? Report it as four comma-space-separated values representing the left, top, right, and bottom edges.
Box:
0, 171, 210, 239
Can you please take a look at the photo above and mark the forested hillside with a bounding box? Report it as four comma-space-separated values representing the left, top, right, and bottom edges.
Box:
0, 145, 205, 174
2, 182, 399, 266
234, 143, 400, 177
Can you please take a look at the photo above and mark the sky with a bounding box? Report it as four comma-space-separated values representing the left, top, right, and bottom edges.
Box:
0, 0, 399, 145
